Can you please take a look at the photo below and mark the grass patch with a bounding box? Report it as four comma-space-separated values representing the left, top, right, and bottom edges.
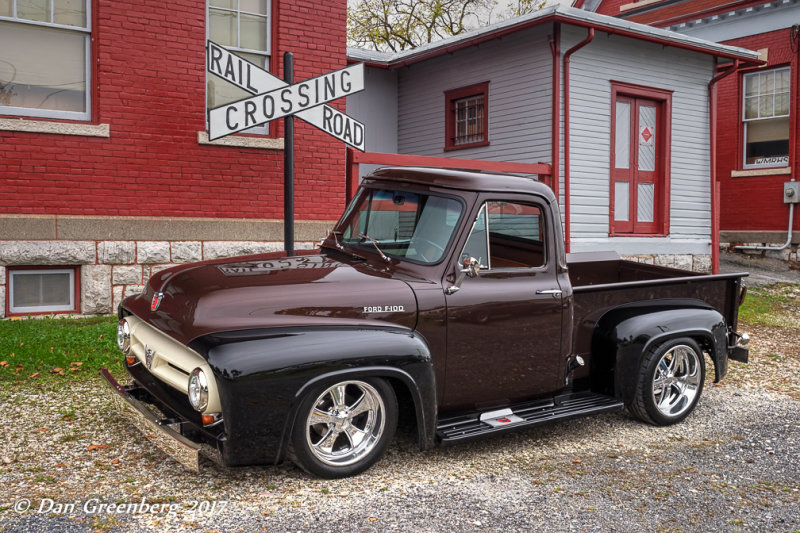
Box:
738, 284, 800, 327
0, 315, 122, 383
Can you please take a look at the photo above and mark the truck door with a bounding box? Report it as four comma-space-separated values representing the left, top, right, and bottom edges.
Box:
443, 197, 565, 412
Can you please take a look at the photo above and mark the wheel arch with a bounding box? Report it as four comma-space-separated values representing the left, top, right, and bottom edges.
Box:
590, 302, 728, 406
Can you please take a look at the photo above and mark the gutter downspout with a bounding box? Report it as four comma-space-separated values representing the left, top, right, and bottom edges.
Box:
708, 59, 739, 274
550, 22, 561, 200
563, 28, 594, 254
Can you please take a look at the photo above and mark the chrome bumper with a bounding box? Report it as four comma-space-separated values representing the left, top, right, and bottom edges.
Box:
100, 368, 201, 472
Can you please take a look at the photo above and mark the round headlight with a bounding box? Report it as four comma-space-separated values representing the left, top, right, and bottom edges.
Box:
117, 319, 131, 354
188, 368, 209, 412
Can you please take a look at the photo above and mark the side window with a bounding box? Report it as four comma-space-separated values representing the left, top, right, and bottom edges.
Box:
461, 201, 546, 269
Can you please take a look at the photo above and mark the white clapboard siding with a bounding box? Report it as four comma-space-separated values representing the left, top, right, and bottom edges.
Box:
397, 28, 553, 166
564, 26, 714, 254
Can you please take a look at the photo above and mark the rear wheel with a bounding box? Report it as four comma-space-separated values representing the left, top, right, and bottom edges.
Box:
289, 378, 397, 478
629, 337, 705, 426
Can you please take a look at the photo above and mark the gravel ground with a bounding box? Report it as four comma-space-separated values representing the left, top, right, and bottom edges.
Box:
1, 279, 799, 532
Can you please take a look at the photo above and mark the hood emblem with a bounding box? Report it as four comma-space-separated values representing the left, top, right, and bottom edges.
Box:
150, 291, 164, 311
145, 345, 155, 369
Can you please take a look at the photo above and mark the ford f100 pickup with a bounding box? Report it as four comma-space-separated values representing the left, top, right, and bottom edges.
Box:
102, 167, 750, 478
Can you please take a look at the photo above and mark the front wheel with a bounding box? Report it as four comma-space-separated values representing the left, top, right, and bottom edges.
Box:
289, 378, 397, 478
629, 337, 705, 426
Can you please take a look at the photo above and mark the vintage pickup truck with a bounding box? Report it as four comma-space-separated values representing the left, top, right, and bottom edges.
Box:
102, 167, 750, 478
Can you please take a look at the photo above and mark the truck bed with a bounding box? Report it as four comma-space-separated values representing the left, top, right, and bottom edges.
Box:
566, 251, 747, 359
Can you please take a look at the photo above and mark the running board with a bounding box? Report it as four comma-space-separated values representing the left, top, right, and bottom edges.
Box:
436, 392, 624, 444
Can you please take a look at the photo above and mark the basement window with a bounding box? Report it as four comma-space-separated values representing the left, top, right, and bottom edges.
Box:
743, 68, 790, 168
8, 267, 79, 315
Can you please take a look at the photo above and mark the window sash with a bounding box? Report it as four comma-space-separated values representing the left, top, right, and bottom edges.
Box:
743, 68, 790, 122
452, 95, 485, 146
0, 0, 90, 120
9, 268, 76, 314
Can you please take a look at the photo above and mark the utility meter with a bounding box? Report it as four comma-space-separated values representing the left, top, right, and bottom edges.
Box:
785, 181, 799, 204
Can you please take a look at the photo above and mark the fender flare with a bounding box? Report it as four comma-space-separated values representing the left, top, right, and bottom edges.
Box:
591, 301, 728, 406
194, 326, 437, 465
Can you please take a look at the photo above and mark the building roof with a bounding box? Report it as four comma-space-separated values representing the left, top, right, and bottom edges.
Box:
346, 4, 760, 68
618, 0, 776, 26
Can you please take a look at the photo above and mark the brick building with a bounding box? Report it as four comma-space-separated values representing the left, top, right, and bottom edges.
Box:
0, 0, 347, 317
579, 0, 800, 261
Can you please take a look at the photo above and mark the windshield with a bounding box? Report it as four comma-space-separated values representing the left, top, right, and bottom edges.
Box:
336, 188, 463, 264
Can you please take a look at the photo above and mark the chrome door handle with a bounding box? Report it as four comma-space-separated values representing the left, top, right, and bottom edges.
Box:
536, 289, 563, 295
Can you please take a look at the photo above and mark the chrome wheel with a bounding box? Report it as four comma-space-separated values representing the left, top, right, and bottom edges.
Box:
304, 380, 386, 467
651, 344, 703, 418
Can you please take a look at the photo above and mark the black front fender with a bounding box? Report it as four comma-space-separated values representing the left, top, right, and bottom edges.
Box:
192, 326, 436, 466
592, 302, 728, 406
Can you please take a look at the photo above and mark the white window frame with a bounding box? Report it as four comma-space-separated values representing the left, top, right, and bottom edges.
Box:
206, 0, 271, 135
8, 268, 77, 314
742, 67, 790, 169
0, 1, 92, 121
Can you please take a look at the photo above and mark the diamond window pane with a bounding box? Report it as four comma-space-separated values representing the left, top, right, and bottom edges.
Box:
241, 0, 267, 14
18, 0, 50, 22
54, 0, 86, 27
240, 14, 267, 51
615, 102, 630, 169
210, 8, 237, 47
638, 105, 656, 172
637, 183, 655, 223
614, 182, 629, 222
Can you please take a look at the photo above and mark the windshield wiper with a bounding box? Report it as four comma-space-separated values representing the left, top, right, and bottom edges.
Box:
323, 231, 365, 260
358, 233, 391, 263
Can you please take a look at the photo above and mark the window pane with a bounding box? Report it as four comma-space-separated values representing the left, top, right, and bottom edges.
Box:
487, 202, 545, 268
744, 74, 758, 97
637, 183, 654, 223
209, 8, 237, 47
745, 117, 789, 166
615, 101, 630, 169
54, 0, 87, 27
12, 273, 41, 307
41, 273, 71, 305
210, 0, 235, 7
452, 95, 484, 145
11, 271, 73, 311
463, 205, 489, 268
759, 94, 774, 118
241, 0, 268, 14
614, 182, 629, 221
744, 97, 758, 120
0, 0, 11, 17
775, 92, 789, 116
760, 71, 774, 94
638, 104, 656, 172
0, 21, 87, 113
776, 69, 790, 92
240, 14, 267, 51
18, 0, 50, 22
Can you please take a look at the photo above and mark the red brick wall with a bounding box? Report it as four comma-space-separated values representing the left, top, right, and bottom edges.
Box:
715, 29, 800, 233
0, 0, 347, 221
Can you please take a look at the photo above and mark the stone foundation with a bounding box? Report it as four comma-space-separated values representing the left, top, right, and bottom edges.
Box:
0, 240, 317, 317
618, 254, 712, 273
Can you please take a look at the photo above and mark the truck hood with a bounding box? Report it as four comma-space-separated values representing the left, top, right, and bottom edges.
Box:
125, 253, 418, 345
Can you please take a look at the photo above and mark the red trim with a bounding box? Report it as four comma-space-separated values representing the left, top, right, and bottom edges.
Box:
609, 81, 672, 237
351, 13, 760, 69
563, 28, 594, 254
550, 22, 561, 212
345, 149, 553, 202
709, 60, 741, 274
5, 265, 81, 317
444, 82, 490, 151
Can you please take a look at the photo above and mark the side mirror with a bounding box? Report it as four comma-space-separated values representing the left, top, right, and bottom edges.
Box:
446, 256, 480, 295
462, 256, 481, 278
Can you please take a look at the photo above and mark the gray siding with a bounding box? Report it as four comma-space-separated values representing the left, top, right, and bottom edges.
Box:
347, 67, 398, 176
563, 26, 715, 254
397, 29, 553, 166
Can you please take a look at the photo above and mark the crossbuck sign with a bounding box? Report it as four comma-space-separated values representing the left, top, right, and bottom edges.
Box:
207, 41, 366, 150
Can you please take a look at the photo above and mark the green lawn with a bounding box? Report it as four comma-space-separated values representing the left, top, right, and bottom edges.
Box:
737, 283, 800, 327
0, 315, 123, 383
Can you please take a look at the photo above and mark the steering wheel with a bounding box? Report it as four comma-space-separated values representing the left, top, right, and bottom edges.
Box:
413, 237, 445, 262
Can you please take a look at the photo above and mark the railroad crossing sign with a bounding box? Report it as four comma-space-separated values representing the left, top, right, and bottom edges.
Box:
206, 41, 366, 150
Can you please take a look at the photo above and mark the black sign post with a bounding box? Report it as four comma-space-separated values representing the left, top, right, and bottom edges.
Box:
283, 51, 294, 256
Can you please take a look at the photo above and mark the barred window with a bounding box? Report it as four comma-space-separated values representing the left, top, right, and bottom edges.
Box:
445, 82, 489, 151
